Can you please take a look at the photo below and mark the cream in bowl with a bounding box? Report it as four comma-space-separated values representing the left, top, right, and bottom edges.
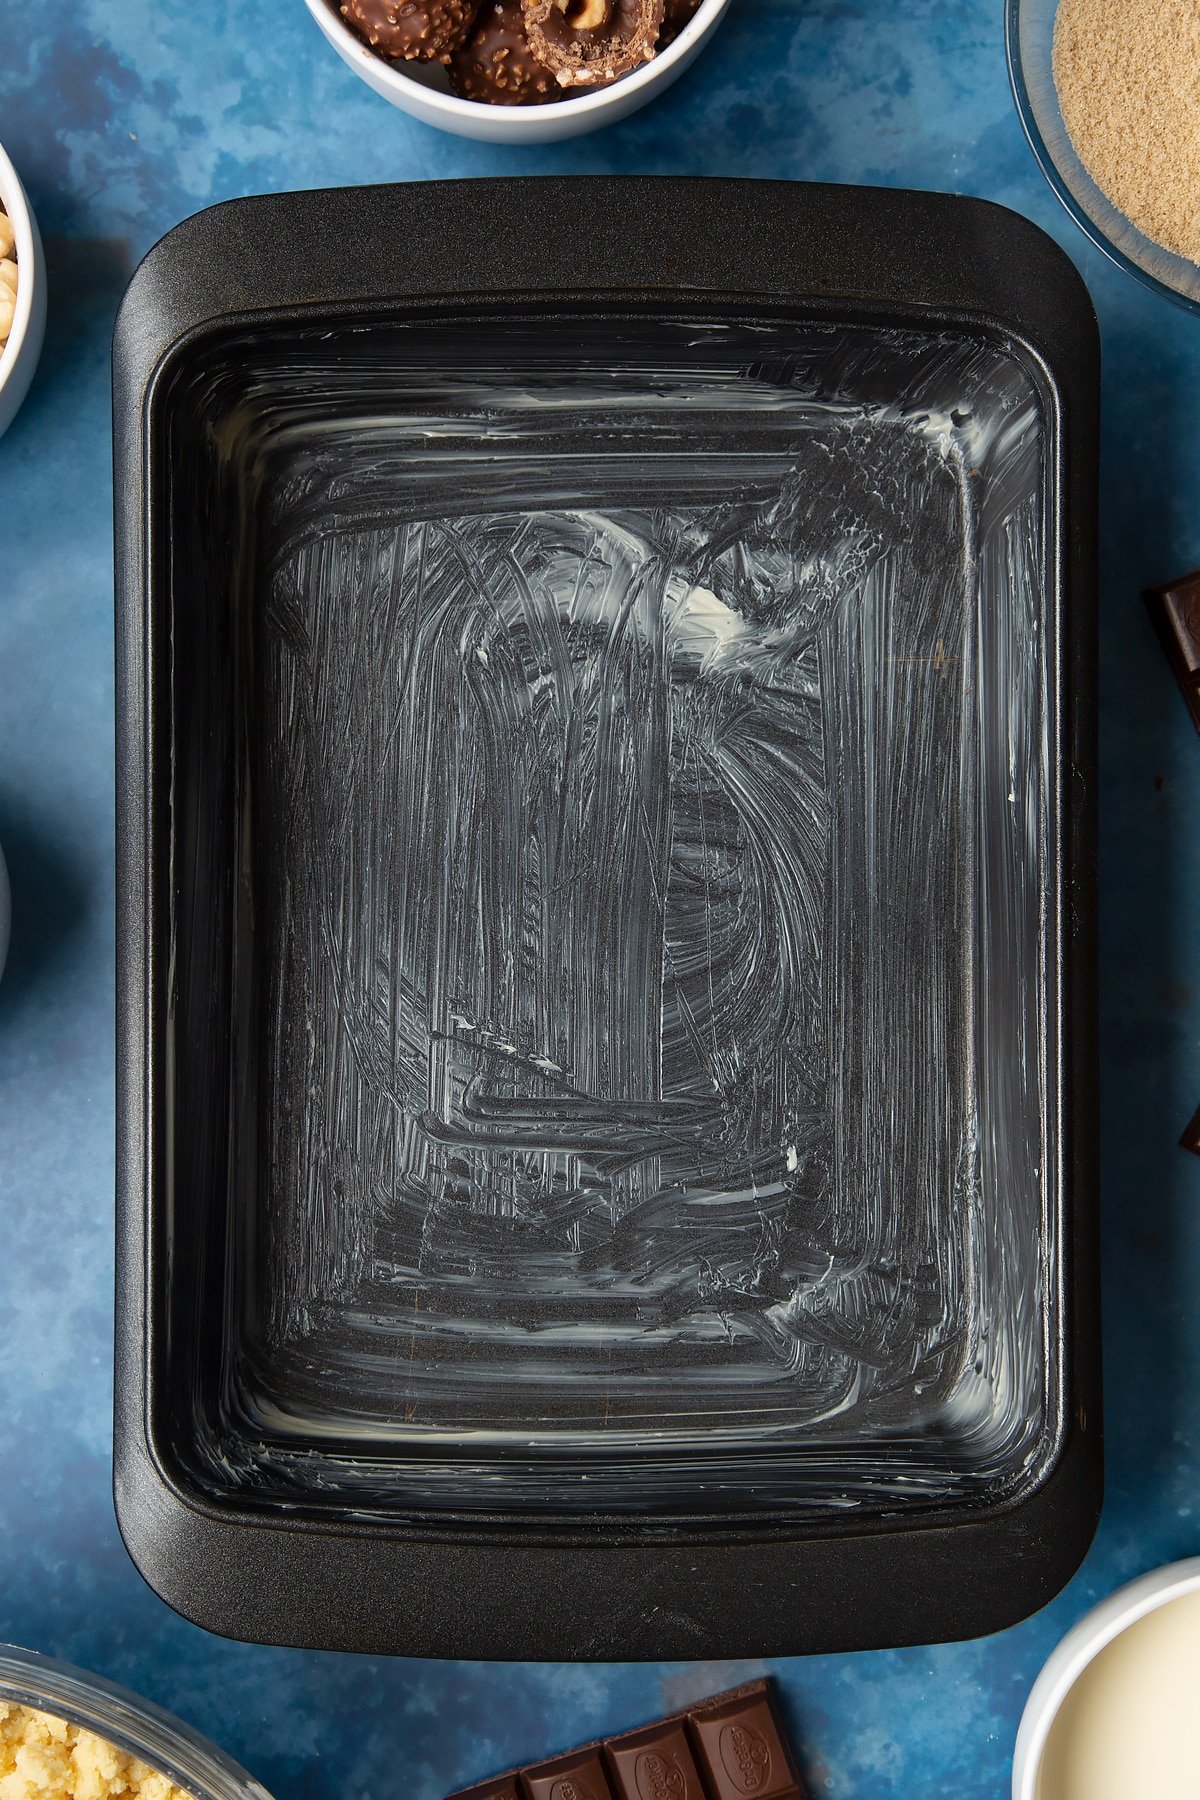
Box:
1014, 1559, 1200, 1800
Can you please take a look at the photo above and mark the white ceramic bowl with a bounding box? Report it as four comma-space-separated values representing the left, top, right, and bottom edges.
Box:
303, 0, 730, 141
1013, 1558, 1200, 1799
0, 140, 46, 439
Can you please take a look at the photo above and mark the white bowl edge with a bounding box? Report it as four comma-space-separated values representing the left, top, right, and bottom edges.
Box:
1012, 1558, 1200, 1800
302, 0, 731, 142
0, 139, 47, 439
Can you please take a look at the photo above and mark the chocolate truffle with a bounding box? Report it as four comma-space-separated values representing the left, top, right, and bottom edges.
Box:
450, 0, 560, 102
522, 0, 664, 87
339, 0, 481, 61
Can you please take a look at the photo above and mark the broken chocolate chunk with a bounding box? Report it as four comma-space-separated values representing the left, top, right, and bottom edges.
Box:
1144, 568, 1200, 735
1181, 1101, 1200, 1159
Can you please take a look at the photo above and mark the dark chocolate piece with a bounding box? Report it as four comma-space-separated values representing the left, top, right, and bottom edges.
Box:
450, 0, 560, 102
1144, 569, 1200, 735
445, 1682, 807, 1800
1181, 1101, 1200, 1158
521, 1749, 616, 1800
605, 1719, 707, 1799
687, 1690, 802, 1799
522, 0, 664, 87
338, 0, 481, 61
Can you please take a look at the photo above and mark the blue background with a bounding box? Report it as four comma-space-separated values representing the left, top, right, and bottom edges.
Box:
1, 1, 1199, 1795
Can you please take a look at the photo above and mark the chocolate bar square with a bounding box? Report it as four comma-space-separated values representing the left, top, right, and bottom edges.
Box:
605, 1719, 707, 1800
520, 1749, 617, 1800
687, 1693, 804, 1799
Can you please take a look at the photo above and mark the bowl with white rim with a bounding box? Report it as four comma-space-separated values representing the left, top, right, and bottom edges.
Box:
1013, 1558, 1200, 1800
303, 0, 730, 142
0, 139, 46, 440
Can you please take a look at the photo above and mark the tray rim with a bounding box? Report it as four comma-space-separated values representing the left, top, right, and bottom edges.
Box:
113, 175, 1101, 1659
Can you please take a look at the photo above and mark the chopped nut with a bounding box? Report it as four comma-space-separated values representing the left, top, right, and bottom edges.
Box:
0, 210, 13, 260
557, 0, 611, 26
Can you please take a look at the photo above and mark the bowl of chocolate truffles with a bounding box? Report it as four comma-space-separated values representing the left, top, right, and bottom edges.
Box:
0, 139, 46, 440
303, 0, 730, 140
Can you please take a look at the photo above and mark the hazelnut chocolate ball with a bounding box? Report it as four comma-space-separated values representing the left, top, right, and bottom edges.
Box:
522, 0, 664, 87
339, 0, 482, 61
450, 0, 560, 101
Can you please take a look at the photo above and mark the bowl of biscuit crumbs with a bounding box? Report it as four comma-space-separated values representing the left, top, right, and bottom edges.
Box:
0, 1646, 274, 1800
1007, 0, 1200, 311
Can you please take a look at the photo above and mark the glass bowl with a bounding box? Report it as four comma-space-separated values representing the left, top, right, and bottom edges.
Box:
0, 1645, 274, 1800
1005, 0, 1200, 313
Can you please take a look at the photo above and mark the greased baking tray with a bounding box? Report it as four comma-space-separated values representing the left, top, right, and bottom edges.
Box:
113, 177, 1101, 1658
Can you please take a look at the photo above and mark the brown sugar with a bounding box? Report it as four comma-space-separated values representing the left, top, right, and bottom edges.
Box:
1052, 0, 1200, 265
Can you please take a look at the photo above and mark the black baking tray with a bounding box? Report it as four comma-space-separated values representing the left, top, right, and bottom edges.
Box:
113, 176, 1101, 1659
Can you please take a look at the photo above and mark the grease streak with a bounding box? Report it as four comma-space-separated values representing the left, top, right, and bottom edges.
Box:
169, 318, 1057, 1517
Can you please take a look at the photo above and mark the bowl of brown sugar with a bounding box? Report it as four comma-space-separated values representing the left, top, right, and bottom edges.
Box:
1007, 0, 1200, 311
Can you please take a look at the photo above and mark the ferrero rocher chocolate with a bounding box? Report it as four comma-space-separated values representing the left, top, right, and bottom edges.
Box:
339, 0, 482, 61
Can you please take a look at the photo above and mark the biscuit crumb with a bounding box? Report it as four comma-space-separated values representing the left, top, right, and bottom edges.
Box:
0, 1702, 194, 1800
0, 205, 14, 348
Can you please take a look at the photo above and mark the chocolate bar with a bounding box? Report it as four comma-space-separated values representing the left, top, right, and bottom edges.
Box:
1144, 569, 1200, 734
444, 1679, 808, 1800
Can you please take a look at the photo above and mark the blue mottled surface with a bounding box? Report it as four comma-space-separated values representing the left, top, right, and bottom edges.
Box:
1, 2, 1199, 1796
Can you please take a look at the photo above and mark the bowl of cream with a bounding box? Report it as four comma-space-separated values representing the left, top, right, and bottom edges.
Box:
1013, 1559, 1200, 1800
